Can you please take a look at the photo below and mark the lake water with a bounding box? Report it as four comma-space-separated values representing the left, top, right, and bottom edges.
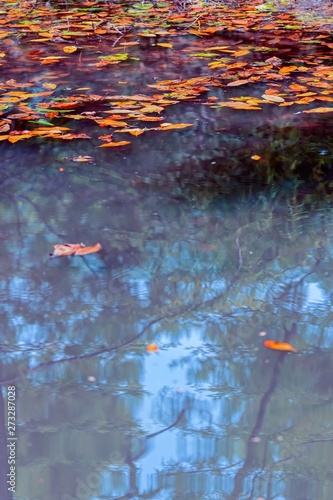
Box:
1, 2, 333, 499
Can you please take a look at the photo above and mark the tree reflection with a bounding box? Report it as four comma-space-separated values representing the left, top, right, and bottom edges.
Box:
1, 137, 333, 499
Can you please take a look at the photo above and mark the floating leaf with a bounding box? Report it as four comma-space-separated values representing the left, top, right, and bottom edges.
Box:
262, 94, 285, 103
75, 243, 102, 255
264, 340, 297, 353
156, 43, 173, 49
146, 343, 159, 353
50, 242, 101, 257
96, 118, 128, 127
117, 128, 145, 136
42, 82, 57, 90
98, 141, 131, 147
0, 123, 10, 133
159, 123, 193, 130
50, 243, 82, 258
289, 83, 308, 91
63, 45, 77, 53
227, 79, 251, 87
302, 107, 333, 113
71, 156, 94, 162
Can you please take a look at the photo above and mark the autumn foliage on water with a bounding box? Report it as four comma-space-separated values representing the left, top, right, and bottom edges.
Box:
1, 0, 333, 146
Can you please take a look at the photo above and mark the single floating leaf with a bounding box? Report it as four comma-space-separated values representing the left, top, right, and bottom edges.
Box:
98, 141, 131, 147
146, 343, 159, 353
71, 156, 94, 163
262, 94, 285, 103
264, 340, 297, 353
159, 123, 193, 130
50, 243, 82, 258
63, 45, 77, 54
227, 79, 251, 87
75, 243, 102, 255
302, 107, 333, 113
50, 242, 102, 257
156, 43, 173, 49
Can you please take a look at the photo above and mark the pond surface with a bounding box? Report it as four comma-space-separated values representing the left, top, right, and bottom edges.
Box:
1, 2, 333, 500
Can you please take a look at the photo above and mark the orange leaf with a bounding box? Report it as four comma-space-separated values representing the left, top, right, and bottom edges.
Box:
264, 340, 297, 353
117, 128, 145, 136
74, 243, 102, 255
289, 83, 308, 91
50, 243, 82, 257
146, 343, 159, 353
302, 107, 333, 113
98, 141, 131, 147
251, 155, 261, 161
96, 118, 128, 127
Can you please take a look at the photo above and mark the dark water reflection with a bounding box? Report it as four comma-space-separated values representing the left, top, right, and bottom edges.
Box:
1, 61, 333, 500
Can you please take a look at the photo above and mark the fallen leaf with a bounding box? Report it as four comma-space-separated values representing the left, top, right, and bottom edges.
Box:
302, 107, 333, 113
159, 123, 193, 130
63, 45, 77, 53
116, 128, 145, 136
156, 43, 173, 48
50, 243, 82, 257
262, 94, 285, 103
289, 83, 308, 91
71, 156, 94, 162
146, 343, 159, 353
227, 79, 251, 87
264, 340, 297, 353
97, 141, 131, 147
75, 243, 102, 255
251, 155, 261, 161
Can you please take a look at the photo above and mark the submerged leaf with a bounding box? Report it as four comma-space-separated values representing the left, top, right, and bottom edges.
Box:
264, 340, 297, 353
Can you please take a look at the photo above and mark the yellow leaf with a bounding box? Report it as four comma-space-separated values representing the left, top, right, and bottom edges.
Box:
140, 105, 164, 113
156, 43, 173, 48
42, 82, 57, 90
63, 46, 77, 54
234, 49, 249, 57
